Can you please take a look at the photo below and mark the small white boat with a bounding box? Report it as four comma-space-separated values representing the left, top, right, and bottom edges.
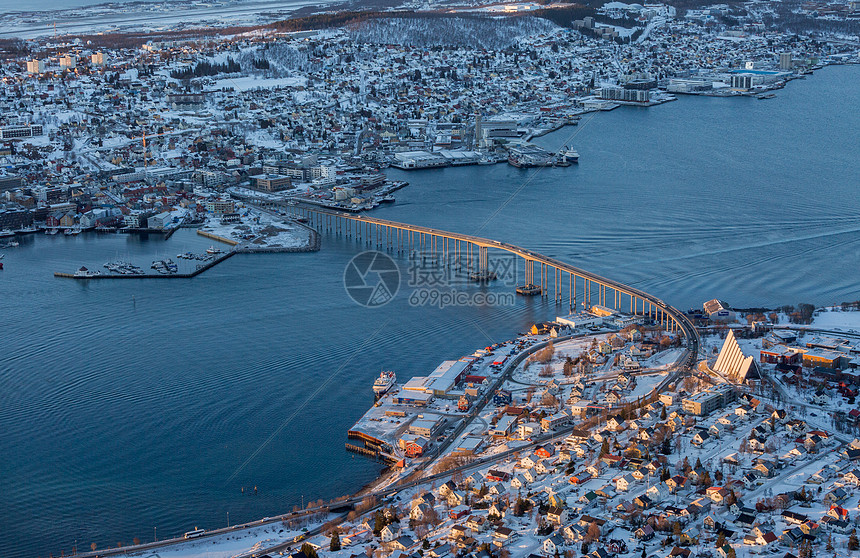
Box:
0, 229, 15, 238
373, 371, 396, 397
206, 246, 222, 254
74, 266, 100, 278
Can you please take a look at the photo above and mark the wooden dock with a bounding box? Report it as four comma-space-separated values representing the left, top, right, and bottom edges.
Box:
54, 251, 236, 280
196, 230, 239, 245
345, 443, 398, 464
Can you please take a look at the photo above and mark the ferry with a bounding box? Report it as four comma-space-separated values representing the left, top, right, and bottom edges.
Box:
206, 246, 222, 254
0, 229, 15, 238
560, 145, 580, 164
373, 371, 396, 397
74, 266, 100, 278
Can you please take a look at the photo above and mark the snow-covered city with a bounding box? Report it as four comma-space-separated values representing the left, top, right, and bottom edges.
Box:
1, 0, 860, 557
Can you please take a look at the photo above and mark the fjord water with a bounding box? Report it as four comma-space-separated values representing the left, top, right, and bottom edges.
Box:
1, 65, 858, 558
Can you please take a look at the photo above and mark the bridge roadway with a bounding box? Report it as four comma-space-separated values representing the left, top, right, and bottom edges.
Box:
265, 200, 699, 355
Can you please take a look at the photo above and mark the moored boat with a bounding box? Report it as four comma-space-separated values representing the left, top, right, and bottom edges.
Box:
74, 266, 100, 278
373, 371, 396, 397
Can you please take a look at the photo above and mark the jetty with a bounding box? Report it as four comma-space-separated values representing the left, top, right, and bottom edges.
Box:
54, 251, 236, 280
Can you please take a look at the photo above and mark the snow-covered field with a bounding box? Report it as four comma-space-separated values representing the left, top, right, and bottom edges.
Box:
199, 211, 310, 250
812, 307, 860, 332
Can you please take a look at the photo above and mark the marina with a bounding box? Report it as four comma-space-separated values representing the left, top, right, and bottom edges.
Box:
55, 251, 236, 280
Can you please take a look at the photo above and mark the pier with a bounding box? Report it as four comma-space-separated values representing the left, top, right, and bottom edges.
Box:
54, 251, 236, 280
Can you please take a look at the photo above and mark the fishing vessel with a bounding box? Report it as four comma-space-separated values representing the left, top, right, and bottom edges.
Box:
206, 246, 222, 254
373, 371, 396, 397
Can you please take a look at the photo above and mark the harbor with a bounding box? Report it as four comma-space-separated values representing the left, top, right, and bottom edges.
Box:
54, 250, 236, 280
345, 336, 540, 466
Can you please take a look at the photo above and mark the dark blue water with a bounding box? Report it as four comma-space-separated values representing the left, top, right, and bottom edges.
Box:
1, 65, 858, 558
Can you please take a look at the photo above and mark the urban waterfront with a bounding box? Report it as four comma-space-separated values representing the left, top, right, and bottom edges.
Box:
1, 64, 859, 558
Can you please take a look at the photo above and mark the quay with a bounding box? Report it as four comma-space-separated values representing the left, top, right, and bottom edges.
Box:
54, 251, 236, 280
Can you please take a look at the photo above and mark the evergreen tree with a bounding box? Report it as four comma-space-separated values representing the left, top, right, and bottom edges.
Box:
661, 436, 672, 455
373, 510, 386, 534
330, 530, 341, 551
660, 406, 667, 420
599, 439, 610, 458
849, 529, 859, 551
716, 532, 726, 548
301, 543, 319, 558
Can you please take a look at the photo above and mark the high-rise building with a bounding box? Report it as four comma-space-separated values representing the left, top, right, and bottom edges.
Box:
59, 55, 77, 69
779, 52, 793, 70
26, 60, 45, 74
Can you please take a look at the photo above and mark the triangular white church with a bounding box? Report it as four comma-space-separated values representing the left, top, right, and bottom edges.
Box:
714, 330, 758, 382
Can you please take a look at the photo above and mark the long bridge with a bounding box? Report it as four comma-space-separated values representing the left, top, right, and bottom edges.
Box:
63, 200, 700, 558
252, 199, 699, 364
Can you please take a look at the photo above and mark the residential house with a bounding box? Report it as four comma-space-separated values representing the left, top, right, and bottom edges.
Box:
543, 534, 565, 555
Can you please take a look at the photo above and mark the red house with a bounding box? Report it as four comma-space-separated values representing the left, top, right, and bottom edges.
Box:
535, 445, 555, 458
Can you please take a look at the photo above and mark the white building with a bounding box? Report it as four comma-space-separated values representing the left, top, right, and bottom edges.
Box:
26, 60, 45, 74
59, 55, 77, 69
556, 312, 603, 329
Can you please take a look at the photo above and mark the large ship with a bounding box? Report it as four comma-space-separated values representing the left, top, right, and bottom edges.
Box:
560, 145, 580, 164
372, 371, 396, 397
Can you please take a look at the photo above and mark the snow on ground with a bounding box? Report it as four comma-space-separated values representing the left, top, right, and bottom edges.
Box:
199, 211, 310, 249
812, 306, 860, 331
642, 347, 683, 369
213, 75, 307, 91
117, 522, 305, 558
